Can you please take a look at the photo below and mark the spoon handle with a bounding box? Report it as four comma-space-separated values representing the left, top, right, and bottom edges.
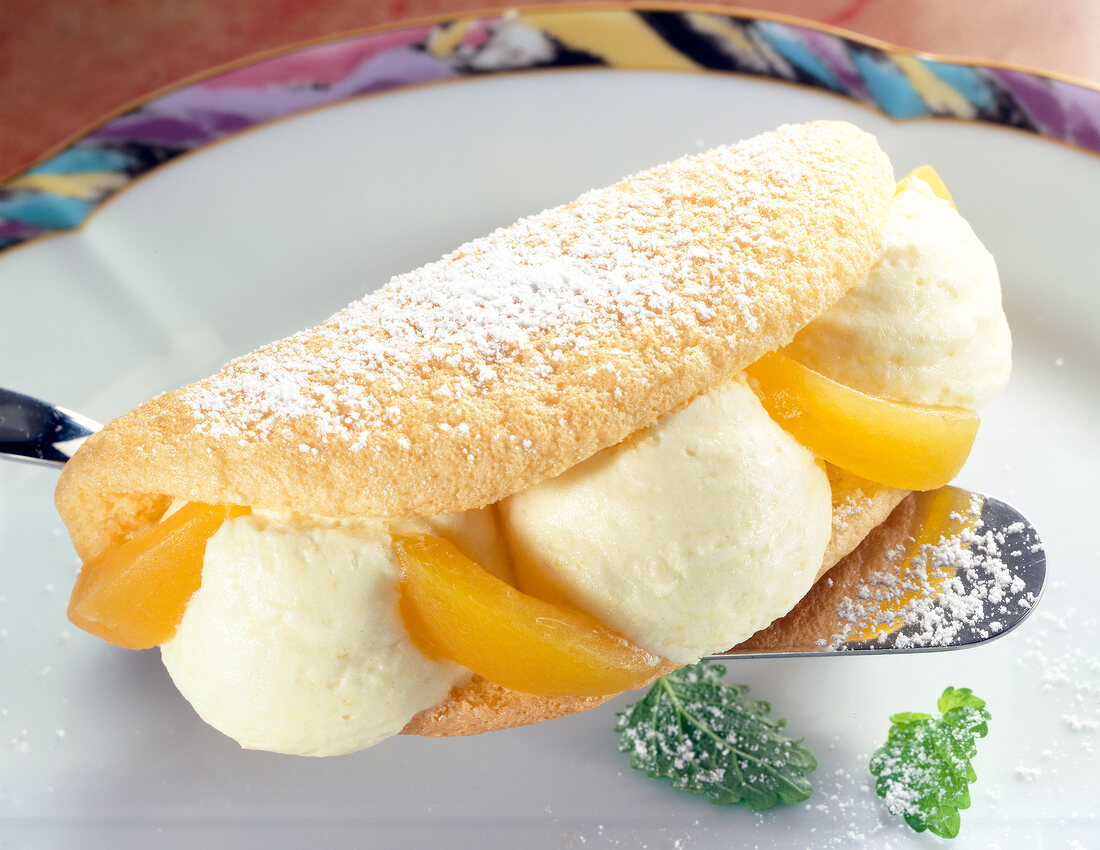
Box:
0, 388, 100, 468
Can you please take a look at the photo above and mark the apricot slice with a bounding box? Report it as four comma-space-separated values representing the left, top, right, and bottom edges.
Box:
745, 351, 978, 491
68, 502, 249, 650
393, 534, 666, 696
899, 165, 956, 209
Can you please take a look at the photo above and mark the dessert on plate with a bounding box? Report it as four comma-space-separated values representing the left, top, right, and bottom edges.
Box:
56, 121, 1010, 756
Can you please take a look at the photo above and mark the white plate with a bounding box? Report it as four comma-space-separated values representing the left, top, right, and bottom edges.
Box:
2, 40, 1099, 850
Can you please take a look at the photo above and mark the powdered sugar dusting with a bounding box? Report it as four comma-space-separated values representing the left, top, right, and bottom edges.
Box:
180, 126, 845, 447
831, 486, 874, 534
828, 494, 1041, 650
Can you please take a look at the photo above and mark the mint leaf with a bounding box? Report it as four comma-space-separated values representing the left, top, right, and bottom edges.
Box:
869, 686, 990, 839
615, 660, 816, 810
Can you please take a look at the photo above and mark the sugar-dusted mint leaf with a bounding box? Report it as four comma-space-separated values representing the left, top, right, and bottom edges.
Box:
869, 686, 990, 839
615, 660, 816, 810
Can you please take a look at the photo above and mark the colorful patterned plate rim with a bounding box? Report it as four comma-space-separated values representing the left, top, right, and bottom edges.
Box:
2, 4, 1098, 253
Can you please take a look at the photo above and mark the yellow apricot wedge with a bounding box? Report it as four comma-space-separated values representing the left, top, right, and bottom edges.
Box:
745, 351, 979, 491
899, 164, 956, 209
393, 534, 666, 696
68, 502, 249, 650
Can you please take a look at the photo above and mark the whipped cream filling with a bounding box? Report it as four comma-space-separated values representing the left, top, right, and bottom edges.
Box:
500, 376, 832, 663
160, 509, 500, 757
788, 178, 1011, 409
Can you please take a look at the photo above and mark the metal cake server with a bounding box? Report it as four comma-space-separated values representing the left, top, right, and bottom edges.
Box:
1, 388, 1046, 656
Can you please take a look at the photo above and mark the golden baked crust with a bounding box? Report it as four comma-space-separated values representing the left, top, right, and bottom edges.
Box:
402, 664, 677, 738
55, 121, 893, 563
402, 470, 907, 737
819, 465, 909, 581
